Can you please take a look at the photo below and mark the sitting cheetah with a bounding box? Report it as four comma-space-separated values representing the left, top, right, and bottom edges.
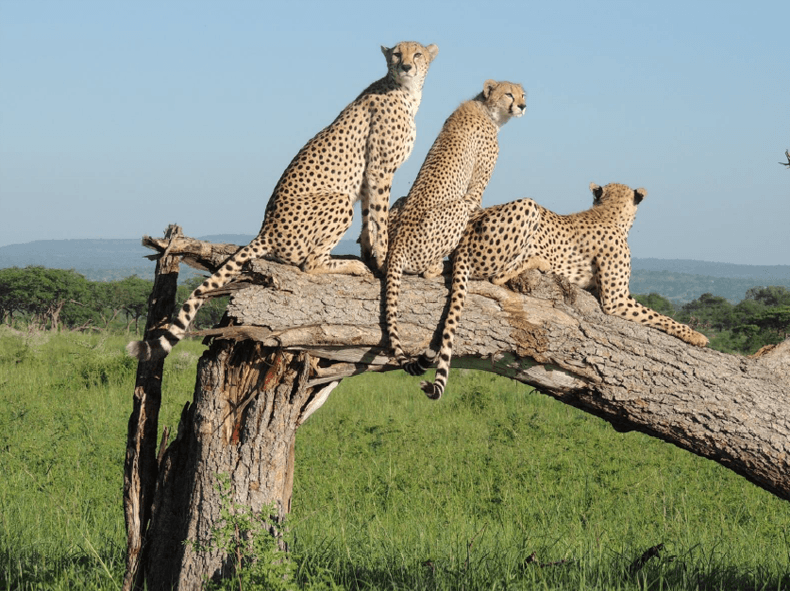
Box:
409, 182, 709, 399
128, 41, 438, 361
384, 80, 526, 367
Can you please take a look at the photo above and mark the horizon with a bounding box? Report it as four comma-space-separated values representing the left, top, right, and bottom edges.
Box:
3, 235, 790, 270
1, 1, 788, 265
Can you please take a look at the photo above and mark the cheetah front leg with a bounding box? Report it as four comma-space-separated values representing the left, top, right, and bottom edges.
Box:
597, 260, 708, 347
359, 170, 396, 274
462, 157, 496, 214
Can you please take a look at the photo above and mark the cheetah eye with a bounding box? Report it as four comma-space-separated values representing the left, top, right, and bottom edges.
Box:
414, 52, 422, 59
505, 93, 514, 99
393, 52, 402, 60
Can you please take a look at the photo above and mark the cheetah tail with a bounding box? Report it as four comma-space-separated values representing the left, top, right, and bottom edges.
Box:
126, 239, 269, 361
403, 350, 436, 377
384, 249, 409, 365
418, 254, 471, 400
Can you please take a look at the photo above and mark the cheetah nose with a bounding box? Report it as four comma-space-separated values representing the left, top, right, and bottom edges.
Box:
401, 64, 412, 72
518, 103, 526, 111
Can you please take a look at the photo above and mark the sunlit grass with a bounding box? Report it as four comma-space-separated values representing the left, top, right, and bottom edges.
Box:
291, 370, 790, 590
0, 328, 201, 590
1, 329, 789, 589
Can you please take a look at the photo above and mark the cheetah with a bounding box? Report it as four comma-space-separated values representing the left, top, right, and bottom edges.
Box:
408, 182, 709, 399
127, 41, 438, 361
384, 80, 526, 367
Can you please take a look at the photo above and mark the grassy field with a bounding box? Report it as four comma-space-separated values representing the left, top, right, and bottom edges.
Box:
1, 329, 789, 589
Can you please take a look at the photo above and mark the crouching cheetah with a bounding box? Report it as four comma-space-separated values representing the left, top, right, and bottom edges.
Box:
410, 182, 709, 399
384, 80, 526, 367
128, 41, 438, 361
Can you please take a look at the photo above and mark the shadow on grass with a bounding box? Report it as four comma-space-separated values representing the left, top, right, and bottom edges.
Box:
294, 551, 790, 591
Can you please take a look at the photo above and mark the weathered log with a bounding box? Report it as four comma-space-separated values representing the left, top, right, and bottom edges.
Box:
135, 234, 790, 588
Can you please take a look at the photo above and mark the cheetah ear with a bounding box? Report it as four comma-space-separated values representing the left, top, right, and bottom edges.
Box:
634, 188, 647, 205
426, 44, 439, 61
589, 183, 604, 203
483, 79, 497, 99
381, 45, 391, 57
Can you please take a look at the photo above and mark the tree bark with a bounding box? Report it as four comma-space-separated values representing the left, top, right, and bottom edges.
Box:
135, 234, 790, 587
144, 342, 334, 589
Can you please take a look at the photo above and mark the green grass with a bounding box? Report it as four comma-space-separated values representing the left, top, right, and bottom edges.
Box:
1, 329, 789, 589
0, 328, 201, 590
291, 371, 790, 590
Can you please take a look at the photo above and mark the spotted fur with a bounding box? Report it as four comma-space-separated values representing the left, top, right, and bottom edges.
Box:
384, 80, 526, 369
414, 182, 709, 399
127, 41, 438, 361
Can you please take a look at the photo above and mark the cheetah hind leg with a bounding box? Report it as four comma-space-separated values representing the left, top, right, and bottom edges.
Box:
421, 259, 450, 279
491, 256, 551, 286
302, 252, 371, 276
398, 266, 444, 373
298, 193, 372, 276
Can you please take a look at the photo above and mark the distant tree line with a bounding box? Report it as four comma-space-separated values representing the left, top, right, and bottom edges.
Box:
635, 286, 790, 354
0, 266, 225, 333
1, 266, 787, 354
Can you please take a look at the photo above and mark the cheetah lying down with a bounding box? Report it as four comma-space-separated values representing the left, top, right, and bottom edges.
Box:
127, 41, 438, 361
407, 182, 709, 399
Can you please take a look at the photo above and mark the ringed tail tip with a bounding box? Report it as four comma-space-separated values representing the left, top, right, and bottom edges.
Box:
126, 340, 148, 360
126, 338, 170, 362
420, 380, 442, 400
403, 359, 428, 377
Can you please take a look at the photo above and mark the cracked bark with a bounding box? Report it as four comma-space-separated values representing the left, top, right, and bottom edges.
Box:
133, 235, 790, 588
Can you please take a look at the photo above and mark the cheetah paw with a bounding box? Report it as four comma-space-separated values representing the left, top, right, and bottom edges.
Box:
687, 331, 709, 347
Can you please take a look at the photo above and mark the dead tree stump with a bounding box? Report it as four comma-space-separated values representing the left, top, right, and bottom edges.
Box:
143, 342, 335, 588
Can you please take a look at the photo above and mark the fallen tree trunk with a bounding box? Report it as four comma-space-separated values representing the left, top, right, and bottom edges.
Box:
135, 234, 790, 587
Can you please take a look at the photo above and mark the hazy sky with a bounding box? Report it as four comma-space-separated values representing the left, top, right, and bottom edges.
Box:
1, 0, 788, 265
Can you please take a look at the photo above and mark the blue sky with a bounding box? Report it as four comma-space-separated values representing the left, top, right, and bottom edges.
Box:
1, 0, 788, 265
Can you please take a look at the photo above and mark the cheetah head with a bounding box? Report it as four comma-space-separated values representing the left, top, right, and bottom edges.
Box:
480, 80, 527, 127
382, 41, 439, 92
590, 182, 647, 233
